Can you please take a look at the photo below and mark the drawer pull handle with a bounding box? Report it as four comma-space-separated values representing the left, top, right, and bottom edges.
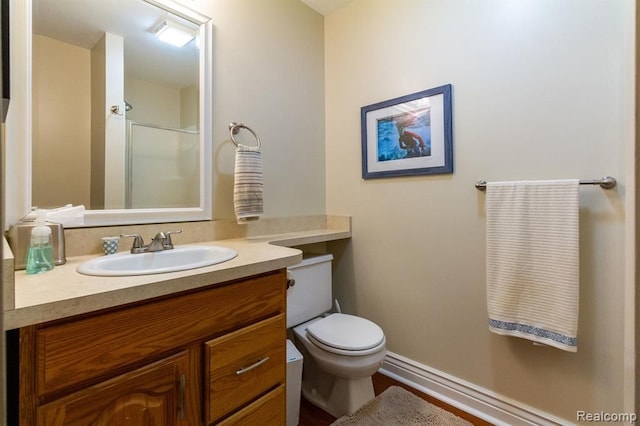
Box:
178, 373, 186, 421
236, 356, 270, 375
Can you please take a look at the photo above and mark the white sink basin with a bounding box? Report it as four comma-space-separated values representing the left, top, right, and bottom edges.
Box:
77, 245, 238, 276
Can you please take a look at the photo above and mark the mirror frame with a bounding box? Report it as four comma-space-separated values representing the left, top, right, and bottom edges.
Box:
9, 0, 212, 227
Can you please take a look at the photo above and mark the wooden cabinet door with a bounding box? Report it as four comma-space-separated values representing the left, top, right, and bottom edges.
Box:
37, 349, 200, 426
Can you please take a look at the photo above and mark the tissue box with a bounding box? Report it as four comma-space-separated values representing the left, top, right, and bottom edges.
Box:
7, 221, 66, 270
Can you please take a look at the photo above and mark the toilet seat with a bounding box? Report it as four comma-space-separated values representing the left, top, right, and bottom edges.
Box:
306, 314, 385, 357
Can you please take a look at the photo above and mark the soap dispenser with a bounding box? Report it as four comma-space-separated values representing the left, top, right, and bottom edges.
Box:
25, 209, 55, 274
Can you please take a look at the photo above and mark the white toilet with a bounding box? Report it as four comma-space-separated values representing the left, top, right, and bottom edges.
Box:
287, 254, 386, 418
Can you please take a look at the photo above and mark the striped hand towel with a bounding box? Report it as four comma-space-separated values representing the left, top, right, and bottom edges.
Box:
234, 144, 263, 224
486, 179, 580, 352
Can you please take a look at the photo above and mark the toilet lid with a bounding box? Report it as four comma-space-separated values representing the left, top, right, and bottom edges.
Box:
306, 313, 385, 352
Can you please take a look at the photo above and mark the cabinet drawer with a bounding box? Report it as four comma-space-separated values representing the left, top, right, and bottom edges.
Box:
215, 385, 285, 426
34, 271, 285, 398
206, 314, 285, 423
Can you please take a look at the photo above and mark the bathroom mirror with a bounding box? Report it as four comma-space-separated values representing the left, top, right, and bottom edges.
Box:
24, 0, 212, 226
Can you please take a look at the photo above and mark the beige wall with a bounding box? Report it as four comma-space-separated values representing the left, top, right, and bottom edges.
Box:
325, 0, 634, 421
90, 35, 106, 210
32, 35, 91, 208
100, 33, 126, 209
190, 0, 326, 219
635, 0, 639, 412
181, 84, 199, 130
125, 78, 182, 128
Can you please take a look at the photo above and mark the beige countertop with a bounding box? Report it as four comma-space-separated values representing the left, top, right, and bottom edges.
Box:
4, 223, 351, 330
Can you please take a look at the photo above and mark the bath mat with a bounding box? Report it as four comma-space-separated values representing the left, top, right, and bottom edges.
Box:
330, 386, 472, 426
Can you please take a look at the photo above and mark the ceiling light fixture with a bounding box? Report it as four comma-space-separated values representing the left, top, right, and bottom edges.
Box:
153, 20, 196, 48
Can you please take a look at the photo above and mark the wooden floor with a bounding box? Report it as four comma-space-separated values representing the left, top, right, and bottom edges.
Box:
298, 372, 493, 426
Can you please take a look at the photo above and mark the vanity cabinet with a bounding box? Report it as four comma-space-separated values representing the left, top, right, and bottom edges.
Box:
17, 270, 287, 426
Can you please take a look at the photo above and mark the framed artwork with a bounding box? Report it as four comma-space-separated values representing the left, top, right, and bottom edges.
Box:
361, 84, 453, 179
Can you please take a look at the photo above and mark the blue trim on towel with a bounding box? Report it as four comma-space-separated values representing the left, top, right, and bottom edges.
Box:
488, 319, 577, 347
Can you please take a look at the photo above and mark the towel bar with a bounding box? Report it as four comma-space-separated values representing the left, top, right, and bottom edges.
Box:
229, 122, 261, 149
475, 176, 616, 191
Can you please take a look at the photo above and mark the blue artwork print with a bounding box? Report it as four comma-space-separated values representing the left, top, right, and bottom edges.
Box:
376, 108, 431, 162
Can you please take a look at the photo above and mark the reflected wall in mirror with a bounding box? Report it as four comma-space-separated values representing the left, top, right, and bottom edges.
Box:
30, 0, 211, 221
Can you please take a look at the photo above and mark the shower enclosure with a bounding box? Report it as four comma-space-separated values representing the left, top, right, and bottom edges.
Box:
125, 121, 199, 209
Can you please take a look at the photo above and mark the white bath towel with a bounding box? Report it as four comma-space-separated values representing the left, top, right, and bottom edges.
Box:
234, 144, 263, 224
486, 179, 580, 352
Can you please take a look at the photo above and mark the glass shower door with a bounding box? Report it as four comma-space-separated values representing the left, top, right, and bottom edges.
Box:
126, 121, 199, 209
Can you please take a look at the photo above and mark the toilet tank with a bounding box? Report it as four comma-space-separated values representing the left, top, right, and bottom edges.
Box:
286, 253, 333, 328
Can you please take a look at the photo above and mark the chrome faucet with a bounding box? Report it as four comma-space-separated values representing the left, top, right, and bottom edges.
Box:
121, 230, 183, 254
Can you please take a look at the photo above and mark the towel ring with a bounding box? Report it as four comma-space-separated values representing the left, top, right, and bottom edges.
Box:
229, 122, 261, 149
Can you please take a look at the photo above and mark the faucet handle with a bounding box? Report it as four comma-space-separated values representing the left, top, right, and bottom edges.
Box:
163, 230, 183, 249
151, 232, 167, 241
120, 233, 145, 253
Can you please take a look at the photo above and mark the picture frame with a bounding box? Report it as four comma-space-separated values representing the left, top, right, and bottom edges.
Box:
361, 84, 453, 179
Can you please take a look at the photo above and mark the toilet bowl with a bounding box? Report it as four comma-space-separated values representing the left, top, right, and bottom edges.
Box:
287, 254, 387, 418
294, 314, 386, 369
292, 314, 386, 417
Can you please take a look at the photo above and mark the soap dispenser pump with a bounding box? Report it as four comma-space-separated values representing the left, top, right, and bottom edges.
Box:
25, 209, 55, 275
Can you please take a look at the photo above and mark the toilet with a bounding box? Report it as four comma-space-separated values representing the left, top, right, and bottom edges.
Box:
287, 254, 386, 418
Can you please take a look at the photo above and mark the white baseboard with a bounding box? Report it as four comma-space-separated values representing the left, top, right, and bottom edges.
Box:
380, 351, 572, 426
